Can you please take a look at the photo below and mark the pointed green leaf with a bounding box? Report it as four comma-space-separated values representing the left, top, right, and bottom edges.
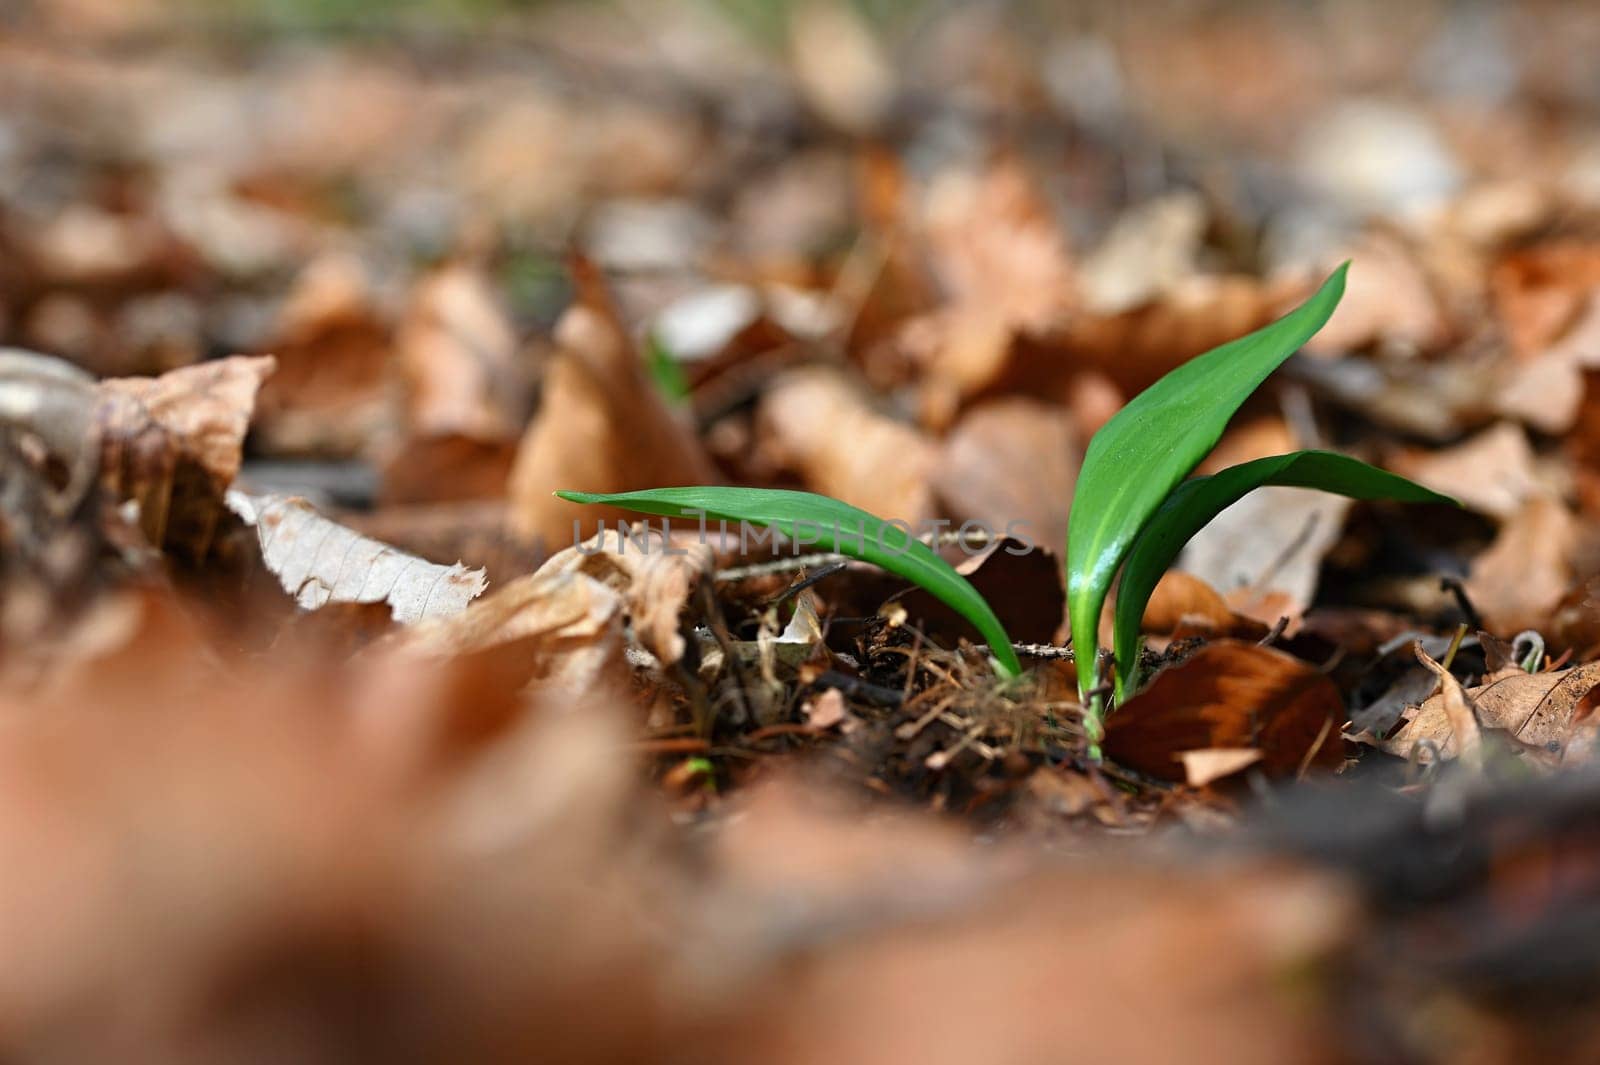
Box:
1111, 450, 1457, 695
555, 486, 1022, 677
1066, 264, 1349, 699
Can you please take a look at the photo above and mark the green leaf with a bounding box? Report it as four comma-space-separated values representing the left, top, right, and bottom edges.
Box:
1111, 450, 1457, 696
643, 332, 691, 405
555, 486, 1022, 677
1066, 264, 1349, 705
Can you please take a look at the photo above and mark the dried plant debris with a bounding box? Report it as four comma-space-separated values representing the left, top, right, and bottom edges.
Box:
19, 3, 1600, 1060
227, 491, 487, 622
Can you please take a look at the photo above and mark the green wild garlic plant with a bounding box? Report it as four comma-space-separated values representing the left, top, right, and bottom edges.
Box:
559, 262, 1455, 756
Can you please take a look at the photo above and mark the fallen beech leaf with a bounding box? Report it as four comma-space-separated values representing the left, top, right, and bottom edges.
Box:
1005, 274, 1301, 401
1177, 486, 1350, 629
756, 366, 936, 524
1491, 241, 1600, 361
227, 491, 487, 622
1468, 495, 1576, 635
1412, 643, 1482, 769
1383, 661, 1600, 760
1551, 576, 1600, 659
1388, 423, 1541, 520
379, 434, 519, 505
1078, 192, 1206, 315
539, 525, 713, 668
933, 397, 1077, 558
1135, 570, 1268, 643
388, 566, 629, 698
903, 157, 1077, 423
1493, 293, 1600, 433
95, 355, 274, 558
507, 256, 714, 546
1304, 235, 1448, 357
920, 157, 1076, 336
1103, 641, 1344, 781
398, 261, 527, 441
251, 255, 393, 456
1195, 416, 1297, 476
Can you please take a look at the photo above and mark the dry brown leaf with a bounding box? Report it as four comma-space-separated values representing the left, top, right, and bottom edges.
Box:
933, 396, 1077, 557
398, 261, 527, 441
251, 255, 394, 456
1551, 576, 1600, 659
1412, 643, 1483, 768
507, 257, 715, 546
1383, 661, 1600, 761
1388, 422, 1541, 520
1493, 293, 1600, 433
1015, 274, 1300, 400
1136, 570, 1270, 644
1491, 241, 1600, 362
387, 566, 629, 702
95, 355, 274, 558
228, 491, 487, 622
902, 157, 1077, 424
379, 434, 519, 505
756, 366, 936, 523
1196, 416, 1298, 476
1104, 641, 1345, 782
920, 157, 1076, 336
1303, 235, 1448, 357
1468, 495, 1576, 635
1178, 486, 1350, 630
1078, 191, 1206, 314
739, 858, 1351, 1065
1567, 368, 1600, 516
538, 525, 713, 668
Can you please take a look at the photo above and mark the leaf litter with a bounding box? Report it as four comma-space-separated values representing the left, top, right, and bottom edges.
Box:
9, 2, 1600, 1061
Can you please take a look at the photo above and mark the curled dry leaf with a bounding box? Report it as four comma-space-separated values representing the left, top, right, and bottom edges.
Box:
387, 567, 629, 700
1410, 643, 1483, 769
1103, 641, 1345, 783
227, 491, 487, 622
756, 366, 936, 524
95, 355, 275, 558
1383, 661, 1600, 761
508, 257, 715, 546
538, 525, 713, 668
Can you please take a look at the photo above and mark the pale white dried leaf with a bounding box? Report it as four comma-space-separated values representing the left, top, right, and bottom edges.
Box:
1179, 748, 1264, 788
227, 490, 486, 622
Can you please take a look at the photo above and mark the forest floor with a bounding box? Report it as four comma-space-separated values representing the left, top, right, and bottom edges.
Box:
6, 1, 1600, 1062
